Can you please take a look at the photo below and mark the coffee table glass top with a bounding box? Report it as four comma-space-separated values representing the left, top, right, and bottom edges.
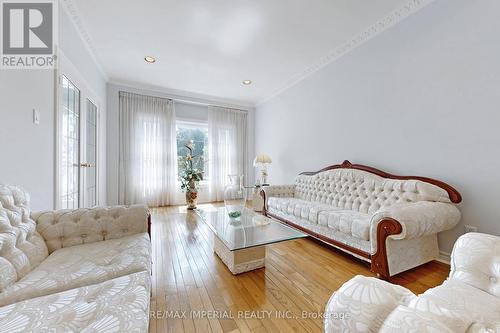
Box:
196, 207, 307, 251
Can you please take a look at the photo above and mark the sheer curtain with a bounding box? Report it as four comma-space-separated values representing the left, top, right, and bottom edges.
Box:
119, 92, 177, 206
208, 106, 247, 201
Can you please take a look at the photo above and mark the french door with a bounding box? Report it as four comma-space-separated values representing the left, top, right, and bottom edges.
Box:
59, 75, 99, 209
84, 100, 98, 207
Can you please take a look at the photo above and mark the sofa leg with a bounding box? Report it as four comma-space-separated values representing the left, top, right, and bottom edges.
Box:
376, 272, 390, 281
260, 189, 267, 216
371, 218, 402, 280
147, 213, 152, 239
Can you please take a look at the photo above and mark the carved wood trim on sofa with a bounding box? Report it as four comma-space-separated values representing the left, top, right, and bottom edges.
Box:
147, 212, 152, 239
300, 160, 462, 204
370, 218, 403, 279
260, 189, 268, 217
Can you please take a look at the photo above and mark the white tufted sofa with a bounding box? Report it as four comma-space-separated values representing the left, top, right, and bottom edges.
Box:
324, 232, 500, 333
0, 185, 152, 332
262, 161, 462, 278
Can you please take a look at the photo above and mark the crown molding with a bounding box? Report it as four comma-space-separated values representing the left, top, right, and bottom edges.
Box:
256, 0, 437, 107
60, 0, 109, 81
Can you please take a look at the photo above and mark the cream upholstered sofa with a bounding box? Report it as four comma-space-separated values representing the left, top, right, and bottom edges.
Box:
324, 232, 500, 333
262, 161, 462, 278
0, 185, 152, 332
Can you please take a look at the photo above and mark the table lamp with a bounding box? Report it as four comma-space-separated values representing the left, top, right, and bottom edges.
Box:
253, 154, 272, 186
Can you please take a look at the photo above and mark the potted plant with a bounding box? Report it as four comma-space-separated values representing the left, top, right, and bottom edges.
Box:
179, 140, 204, 209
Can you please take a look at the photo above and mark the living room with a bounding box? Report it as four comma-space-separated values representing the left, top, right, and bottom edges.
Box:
0, 0, 499, 332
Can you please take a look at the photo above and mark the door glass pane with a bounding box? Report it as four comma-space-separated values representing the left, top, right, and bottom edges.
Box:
86, 100, 98, 207
60, 76, 80, 209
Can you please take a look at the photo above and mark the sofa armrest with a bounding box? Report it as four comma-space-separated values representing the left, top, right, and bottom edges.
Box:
449, 232, 500, 297
262, 185, 295, 198
324, 275, 415, 333
32, 205, 150, 253
260, 185, 295, 214
370, 201, 461, 244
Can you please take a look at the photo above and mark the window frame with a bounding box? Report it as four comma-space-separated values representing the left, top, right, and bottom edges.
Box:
175, 118, 209, 188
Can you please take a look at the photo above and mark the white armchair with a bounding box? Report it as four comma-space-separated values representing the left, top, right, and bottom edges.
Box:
324, 232, 500, 333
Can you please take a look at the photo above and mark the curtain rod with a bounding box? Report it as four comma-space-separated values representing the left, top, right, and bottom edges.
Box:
174, 99, 249, 113
119, 90, 249, 113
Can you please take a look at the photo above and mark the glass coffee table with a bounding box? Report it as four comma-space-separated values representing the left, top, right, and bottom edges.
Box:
196, 207, 307, 275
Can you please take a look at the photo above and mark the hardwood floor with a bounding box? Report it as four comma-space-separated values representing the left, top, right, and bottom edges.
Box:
149, 203, 449, 333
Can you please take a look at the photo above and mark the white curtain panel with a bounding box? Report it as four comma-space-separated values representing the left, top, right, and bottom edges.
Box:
119, 92, 177, 207
208, 106, 247, 201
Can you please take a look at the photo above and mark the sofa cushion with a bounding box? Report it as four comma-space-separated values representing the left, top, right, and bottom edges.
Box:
0, 271, 150, 333
0, 232, 151, 306
267, 197, 339, 224
324, 275, 416, 333
449, 232, 500, 298
318, 210, 371, 241
268, 207, 372, 255
410, 279, 500, 332
380, 279, 500, 333
0, 185, 48, 292
379, 304, 465, 333
268, 197, 371, 241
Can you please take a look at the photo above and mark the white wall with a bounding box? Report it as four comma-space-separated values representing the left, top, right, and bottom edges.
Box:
255, 0, 500, 254
0, 4, 107, 210
0, 71, 55, 211
106, 82, 255, 205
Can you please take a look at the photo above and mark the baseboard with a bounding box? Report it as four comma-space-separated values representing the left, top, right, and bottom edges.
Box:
436, 251, 451, 265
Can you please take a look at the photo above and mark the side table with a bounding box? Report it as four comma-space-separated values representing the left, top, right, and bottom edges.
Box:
246, 185, 268, 212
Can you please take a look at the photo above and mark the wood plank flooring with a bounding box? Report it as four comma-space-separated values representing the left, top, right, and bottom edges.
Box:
149, 203, 449, 333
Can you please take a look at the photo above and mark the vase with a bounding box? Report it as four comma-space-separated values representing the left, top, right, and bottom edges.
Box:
224, 175, 247, 219
186, 181, 198, 210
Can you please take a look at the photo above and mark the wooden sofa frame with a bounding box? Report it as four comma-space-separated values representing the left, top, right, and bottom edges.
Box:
261, 160, 462, 279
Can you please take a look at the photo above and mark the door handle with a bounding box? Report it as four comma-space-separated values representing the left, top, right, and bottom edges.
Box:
80, 163, 95, 168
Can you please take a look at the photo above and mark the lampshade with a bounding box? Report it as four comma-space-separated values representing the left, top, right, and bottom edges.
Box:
253, 154, 272, 166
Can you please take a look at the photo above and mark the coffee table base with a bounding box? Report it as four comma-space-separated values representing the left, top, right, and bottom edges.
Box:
214, 237, 265, 275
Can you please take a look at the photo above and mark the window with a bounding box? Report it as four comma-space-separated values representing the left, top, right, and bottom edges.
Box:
176, 120, 209, 180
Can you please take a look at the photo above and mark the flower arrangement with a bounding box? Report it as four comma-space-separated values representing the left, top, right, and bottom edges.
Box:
179, 140, 204, 192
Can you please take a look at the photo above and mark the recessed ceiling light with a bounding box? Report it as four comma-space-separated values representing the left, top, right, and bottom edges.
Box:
242, 80, 252, 85
144, 56, 156, 63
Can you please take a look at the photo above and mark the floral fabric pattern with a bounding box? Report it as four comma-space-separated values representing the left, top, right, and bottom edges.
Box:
0, 271, 151, 333
0, 233, 151, 306
0, 185, 49, 291
325, 233, 500, 333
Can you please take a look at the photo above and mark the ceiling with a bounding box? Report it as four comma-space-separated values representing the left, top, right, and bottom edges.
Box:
69, 0, 422, 106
